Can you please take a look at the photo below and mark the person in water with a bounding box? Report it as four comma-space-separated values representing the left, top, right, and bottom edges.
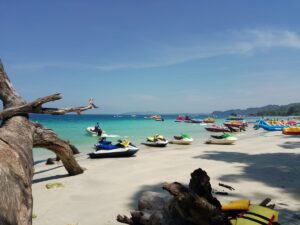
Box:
93, 122, 103, 136
93, 122, 100, 132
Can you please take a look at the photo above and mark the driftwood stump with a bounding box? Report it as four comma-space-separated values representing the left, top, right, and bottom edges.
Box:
117, 168, 229, 225
0, 60, 97, 225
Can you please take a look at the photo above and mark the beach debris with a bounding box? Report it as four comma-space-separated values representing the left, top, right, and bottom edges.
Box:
219, 182, 235, 191
214, 191, 229, 195
117, 168, 226, 225
45, 182, 64, 189
46, 158, 55, 165
117, 168, 281, 225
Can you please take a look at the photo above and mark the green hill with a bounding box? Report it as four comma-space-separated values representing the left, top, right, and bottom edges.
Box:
212, 103, 300, 117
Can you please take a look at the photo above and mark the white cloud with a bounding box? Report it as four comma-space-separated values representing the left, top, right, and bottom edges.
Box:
11, 29, 300, 71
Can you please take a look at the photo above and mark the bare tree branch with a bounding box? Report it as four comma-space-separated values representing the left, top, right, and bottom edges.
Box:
0, 95, 98, 120
32, 124, 84, 175
0, 60, 96, 225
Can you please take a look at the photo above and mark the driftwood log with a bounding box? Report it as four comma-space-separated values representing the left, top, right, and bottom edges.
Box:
117, 168, 230, 225
0, 61, 97, 225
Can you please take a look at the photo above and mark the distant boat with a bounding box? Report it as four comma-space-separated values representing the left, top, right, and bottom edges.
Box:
145, 115, 161, 119
190, 119, 203, 123
203, 117, 215, 123
205, 125, 230, 132
175, 115, 185, 122
131, 115, 137, 117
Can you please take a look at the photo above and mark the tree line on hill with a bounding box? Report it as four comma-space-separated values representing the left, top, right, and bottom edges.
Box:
212, 103, 300, 117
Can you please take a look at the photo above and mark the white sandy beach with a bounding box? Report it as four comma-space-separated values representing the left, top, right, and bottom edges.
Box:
32, 129, 300, 225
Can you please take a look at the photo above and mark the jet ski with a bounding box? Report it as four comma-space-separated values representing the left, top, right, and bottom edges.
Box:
205, 125, 231, 132
89, 139, 139, 158
86, 127, 119, 138
169, 134, 193, 145
142, 134, 168, 147
205, 133, 237, 145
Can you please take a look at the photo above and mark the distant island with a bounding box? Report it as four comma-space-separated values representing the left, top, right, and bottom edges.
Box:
118, 103, 300, 117
212, 102, 300, 117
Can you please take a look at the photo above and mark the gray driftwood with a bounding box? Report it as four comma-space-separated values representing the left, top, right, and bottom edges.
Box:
117, 168, 229, 225
0, 61, 96, 225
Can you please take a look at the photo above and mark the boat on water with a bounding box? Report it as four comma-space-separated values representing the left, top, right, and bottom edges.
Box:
142, 134, 168, 147
205, 134, 237, 145
282, 127, 300, 135
89, 139, 139, 158
203, 117, 215, 123
175, 115, 185, 122
223, 121, 245, 128
145, 115, 161, 119
86, 127, 119, 138
169, 134, 193, 145
205, 125, 230, 132
190, 119, 203, 123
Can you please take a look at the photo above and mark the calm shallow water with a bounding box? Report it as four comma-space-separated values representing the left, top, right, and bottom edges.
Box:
31, 114, 258, 160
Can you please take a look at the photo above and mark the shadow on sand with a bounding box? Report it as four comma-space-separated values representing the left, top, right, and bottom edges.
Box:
194, 152, 300, 201
126, 176, 300, 224
34, 165, 63, 175
33, 174, 69, 184
127, 183, 167, 208
278, 141, 300, 149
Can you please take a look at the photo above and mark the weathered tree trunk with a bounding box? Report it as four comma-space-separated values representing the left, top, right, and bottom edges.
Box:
32, 124, 83, 175
0, 116, 35, 225
117, 168, 229, 225
0, 60, 96, 225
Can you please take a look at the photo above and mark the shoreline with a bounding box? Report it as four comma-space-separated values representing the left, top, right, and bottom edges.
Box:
32, 129, 300, 225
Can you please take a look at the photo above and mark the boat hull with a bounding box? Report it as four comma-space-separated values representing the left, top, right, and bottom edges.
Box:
142, 141, 168, 147
205, 127, 230, 132
169, 138, 193, 145
89, 148, 138, 158
205, 139, 236, 145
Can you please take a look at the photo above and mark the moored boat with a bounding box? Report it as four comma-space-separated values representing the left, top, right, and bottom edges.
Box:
205, 125, 230, 132
169, 134, 193, 145
89, 139, 139, 158
175, 115, 185, 122
142, 134, 168, 147
205, 134, 237, 145
203, 117, 215, 123
89, 148, 138, 158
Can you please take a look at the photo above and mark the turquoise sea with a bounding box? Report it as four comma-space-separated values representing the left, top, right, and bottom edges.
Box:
31, 114, 256, 160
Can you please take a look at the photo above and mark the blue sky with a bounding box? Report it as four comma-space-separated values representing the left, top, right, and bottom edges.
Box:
1, 1, 300, 114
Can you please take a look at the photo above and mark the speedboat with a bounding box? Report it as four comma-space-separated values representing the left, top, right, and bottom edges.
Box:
205, 134, 237, 145
175, 115, 185, 122
169, 134, 193, 145
190, 119, 203, 123
89, 139, 139, 158
205, 125, 230, 132
142, 134, 168, 147
203, 117, 215, 123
